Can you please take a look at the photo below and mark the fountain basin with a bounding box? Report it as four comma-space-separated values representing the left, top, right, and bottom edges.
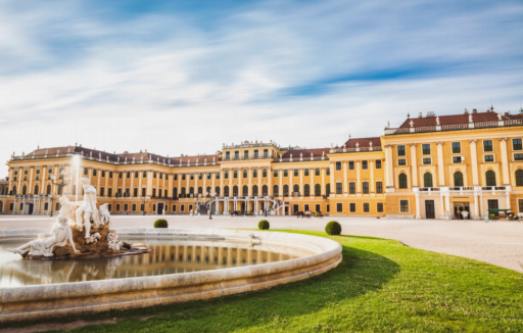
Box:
0, 229, 342, 323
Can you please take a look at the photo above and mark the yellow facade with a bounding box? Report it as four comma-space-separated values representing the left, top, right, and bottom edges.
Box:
1, 110, 522, 219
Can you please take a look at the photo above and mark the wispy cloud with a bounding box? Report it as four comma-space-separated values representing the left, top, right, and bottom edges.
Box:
0, 0, 522, 176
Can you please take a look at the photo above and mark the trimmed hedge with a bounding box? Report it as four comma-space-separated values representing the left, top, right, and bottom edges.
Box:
258, 220, 270, 230
325, 221, 342, 235
154, 218, 168, 228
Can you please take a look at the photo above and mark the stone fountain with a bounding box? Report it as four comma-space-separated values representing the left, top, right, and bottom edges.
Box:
12, 177, 148, 260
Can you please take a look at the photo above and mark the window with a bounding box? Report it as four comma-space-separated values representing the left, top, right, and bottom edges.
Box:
400, 200, 409, 213
362, 182, 369, 194
283, 185, 289, 196
422, 144, 431, 155
423, 172, 433, 188
262, 170, 267, 178
315, 184, 321, 196
487, 199, 498, 211
224, 186, 230, 197
273, 170, 278, 178
349, 182, 356, 194
336, 182, 342, 194
519, 199, 523, 213
515, 170, 523, 186
244, 150, 249, 159
304, 184, 310, 196
263, 149, 269, 158
273, 185, 279, 196
224, 172, 229, 179
349, 161, 354, 170
423, 157, 431, 165
376, 181, 383, 193
363, 203, 369, 212
362, 161, 368, 169
304, 169, 309, 176
453, 171, 464, 187
283, 170, 288, 177
513, 138, 522, 151
234, 151, 239, 160
326, 168, 330, 176
253, 185, 259, 196
483, 140, 493, 152
377, 203, 384, 213
485, 170, 496, 187
325, 184, 330, 196
293, 169, 298, 177
398, 173, 408, 189
484, 154, 494, 162
452, 142, 461, 154
233, 171, 238, 178
336, 203, 343, 213
335, 162, 342, 170
225, 151, 230, 160
397, 145, 406, 156
453, 156, 462, 164
398, 159, 406, 166
253, 150, 259, 158
315, 168, 320, 176
349, 203, 356, 212
376, 160, 382, 169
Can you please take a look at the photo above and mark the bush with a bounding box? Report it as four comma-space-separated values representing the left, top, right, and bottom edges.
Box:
325, 221, 342, 235
154, 218, 168, 228
258, 219, 270, 230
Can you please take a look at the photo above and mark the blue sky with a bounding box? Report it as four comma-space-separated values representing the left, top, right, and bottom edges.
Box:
0, 0, 522, 176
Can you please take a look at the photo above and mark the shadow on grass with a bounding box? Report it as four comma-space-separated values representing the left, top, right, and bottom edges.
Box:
27, 239, 399, 333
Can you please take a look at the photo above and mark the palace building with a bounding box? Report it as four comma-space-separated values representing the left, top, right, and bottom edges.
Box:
1, 108, 522, 219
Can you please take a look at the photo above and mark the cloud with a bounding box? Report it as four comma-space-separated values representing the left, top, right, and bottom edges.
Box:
0, 0, 522, 176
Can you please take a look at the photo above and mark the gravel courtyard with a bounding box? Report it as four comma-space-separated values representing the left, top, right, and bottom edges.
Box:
1, 215, 522, 273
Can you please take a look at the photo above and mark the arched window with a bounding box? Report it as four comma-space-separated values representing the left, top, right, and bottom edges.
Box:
33, 185, 39, 195
485, 170, 496, 187
304, 184, 310, 196
293, 184, 299, 196
223, 186, 230, 197
283, 185, 289, 196
214, 186, 220, 196
515, 169, 523, 186
252, 185, 258, 196
273, 185, 279, 196
22, 185, 27, 195
232, 186, 238, 196
198, 186, 203, 195
242, 185, 248, 196
423, 172, 433, 188
398, 173, 408, 189
11, 186, 16, 195
453, 171, 464, 187
314, 184, 321, 196
189, 187, 194, 195
262, 185, 268, 196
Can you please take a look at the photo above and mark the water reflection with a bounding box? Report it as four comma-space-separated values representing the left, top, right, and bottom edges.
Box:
0, 241, 295, 287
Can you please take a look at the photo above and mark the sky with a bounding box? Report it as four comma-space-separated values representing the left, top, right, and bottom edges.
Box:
0, 0, 522, 177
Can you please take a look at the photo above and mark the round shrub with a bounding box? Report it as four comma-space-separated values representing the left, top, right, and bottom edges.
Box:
325, 221, 342, 235
258, 219, 270, 230
154, 218, 168, 228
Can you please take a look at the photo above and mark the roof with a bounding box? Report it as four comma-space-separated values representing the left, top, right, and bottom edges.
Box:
344, 137, 381, 149
281, 147, 330, 159
398, 109, 523, 129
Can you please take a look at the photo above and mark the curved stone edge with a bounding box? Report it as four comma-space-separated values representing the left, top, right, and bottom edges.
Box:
0, 229, 342, 324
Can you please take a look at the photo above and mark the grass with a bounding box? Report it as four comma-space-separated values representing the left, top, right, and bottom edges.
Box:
41, 231, 523, 332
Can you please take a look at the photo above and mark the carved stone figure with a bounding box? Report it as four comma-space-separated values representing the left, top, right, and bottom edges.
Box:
13, 214, 80, 257
12, 177, 148, 260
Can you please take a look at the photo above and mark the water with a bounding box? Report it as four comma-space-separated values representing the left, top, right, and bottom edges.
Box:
0, 240, 296, 287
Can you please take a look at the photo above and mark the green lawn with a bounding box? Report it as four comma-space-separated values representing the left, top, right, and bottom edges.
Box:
53, 231, 523, 332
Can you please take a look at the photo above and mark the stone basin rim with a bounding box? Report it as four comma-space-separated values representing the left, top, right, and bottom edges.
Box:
0, 229, 342, 323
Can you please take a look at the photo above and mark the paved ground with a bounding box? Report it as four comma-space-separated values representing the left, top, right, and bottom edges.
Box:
1, 215, 522, 273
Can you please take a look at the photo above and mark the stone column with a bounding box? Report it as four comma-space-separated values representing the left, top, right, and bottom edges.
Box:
248, 168, 253, 196
299, 169, 304, 196
410, 144, 418, 187
370, 160, 375, 192
342, 162, 348, 195
500, 138, 510, 185
321, 168, 326, 195
356, 161, 361, 193
469, 140, 479, 186
414, 188, 421, 218
384, 145, 394, 191
436, 142, 445, 187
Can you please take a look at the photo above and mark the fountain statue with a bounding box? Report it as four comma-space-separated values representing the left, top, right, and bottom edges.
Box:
12, 177, 148, 259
